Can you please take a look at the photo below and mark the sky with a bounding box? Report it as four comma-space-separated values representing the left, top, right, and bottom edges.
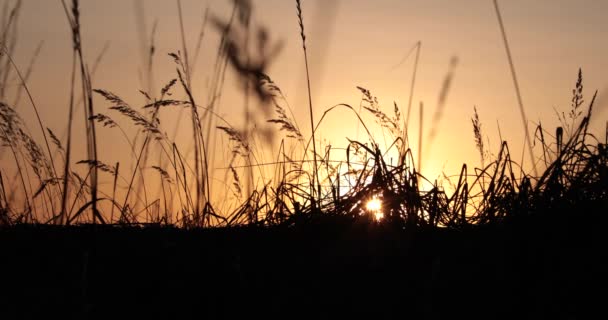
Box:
3, 0, 608, 212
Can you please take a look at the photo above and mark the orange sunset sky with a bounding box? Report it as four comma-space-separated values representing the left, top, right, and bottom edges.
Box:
3, 0, 608, 211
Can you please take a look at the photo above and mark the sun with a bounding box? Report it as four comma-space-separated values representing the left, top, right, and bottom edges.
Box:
366, 195, 384, 221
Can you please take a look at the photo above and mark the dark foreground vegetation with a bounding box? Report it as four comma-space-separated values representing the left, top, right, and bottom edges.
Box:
1, 1, 607, 318
1, 199, 606, 319
2, 65, 606, 318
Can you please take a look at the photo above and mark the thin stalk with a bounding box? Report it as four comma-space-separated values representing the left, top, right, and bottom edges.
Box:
243, 18, 253, 207
493, 0, 537, 177
12, 40, 44, 108
60, 53, 77, 224
62, 0, 101, 223
177, 0, 209, 224
190, 6, 209, 76
0, 170, 9, 223
296, 0, 321, 203
0, 126, 30, 214
0, 0, 21, 99
160, 170, 168, 223
176, 0, 191, 84
418, 102, 423, 174
405, 41, 421, 136
121, 137, 151, 217
1, 45, 61, 205
111, 162, 119, 223
179, 72, 210, 224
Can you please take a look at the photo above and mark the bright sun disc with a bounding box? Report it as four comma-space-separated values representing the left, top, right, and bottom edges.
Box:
366, 198, 381, 212
366, 196, 383, 221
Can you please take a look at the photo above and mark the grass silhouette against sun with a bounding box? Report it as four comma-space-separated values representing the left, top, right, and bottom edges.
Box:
0, 0, 606, 230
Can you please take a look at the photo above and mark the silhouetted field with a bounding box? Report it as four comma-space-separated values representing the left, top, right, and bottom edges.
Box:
1, 1, 608, 318
1, 197, 606, 319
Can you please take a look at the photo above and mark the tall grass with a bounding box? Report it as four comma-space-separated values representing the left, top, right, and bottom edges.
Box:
493, 0, 537, 177
296, 0, 320, 208
0, 1, 605, 229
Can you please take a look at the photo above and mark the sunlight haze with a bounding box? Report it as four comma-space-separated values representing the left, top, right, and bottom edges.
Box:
3, 0, 607, 214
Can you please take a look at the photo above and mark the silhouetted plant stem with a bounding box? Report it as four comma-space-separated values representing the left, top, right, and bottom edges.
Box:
405, 41, 421, 138
296, 0, 321, 204
201, 5, 236, 213
176, 0, 191, 85
62, 0, 103, 224
134, 17, 157, 218
121, 137, 150, 218
0, 171, 8, 221
0, 0, 21, 100
493, 0, 538, 177
177, 0, 210, 224
12, 40, 43, 108
179, 69, 210, 225
242, 8, 253, 209
1, 45, 60, 209
60, 53, 77, 224
111, 162, 119, 223
0, 125, 29, 214
418, 101, 423, 174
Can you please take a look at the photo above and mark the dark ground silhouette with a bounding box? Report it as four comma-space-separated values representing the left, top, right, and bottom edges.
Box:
1, 199, 605, 319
